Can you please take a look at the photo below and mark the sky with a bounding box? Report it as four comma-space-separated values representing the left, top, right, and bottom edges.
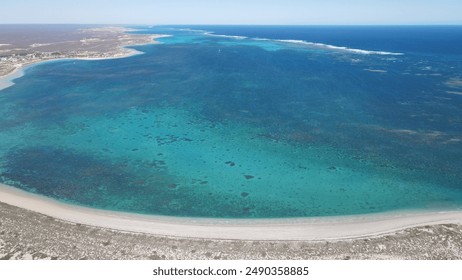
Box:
0, 0, 461, 25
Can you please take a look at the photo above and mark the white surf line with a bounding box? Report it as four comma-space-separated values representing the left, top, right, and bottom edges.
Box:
192, 27, 404, 56
274, 39, 404, 55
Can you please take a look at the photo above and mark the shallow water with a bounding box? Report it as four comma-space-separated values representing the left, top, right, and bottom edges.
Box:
1, 26, 462, 218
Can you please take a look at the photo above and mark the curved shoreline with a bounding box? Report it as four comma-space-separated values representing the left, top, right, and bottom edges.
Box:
1, 183, 462, 241
0, 48, 143, 91
0, 66, 26, 91
0, 47, 154, 92
0, 27, 171, 91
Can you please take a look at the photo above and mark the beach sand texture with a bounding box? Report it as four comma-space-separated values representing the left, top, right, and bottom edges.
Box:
1, 196, 462, 260
1, 183, 462, 241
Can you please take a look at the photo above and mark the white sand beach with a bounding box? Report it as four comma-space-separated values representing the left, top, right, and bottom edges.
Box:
1, 183, 461, 241
0, 48, 142, 91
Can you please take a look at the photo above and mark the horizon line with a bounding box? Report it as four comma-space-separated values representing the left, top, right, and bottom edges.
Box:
1, 23, 462, 26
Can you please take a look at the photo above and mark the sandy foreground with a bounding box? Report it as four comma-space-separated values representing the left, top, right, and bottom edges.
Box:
1, 183, 462, 241
1, 183, 462, 260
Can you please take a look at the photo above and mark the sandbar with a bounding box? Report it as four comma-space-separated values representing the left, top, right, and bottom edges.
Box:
0, 66, 25, 90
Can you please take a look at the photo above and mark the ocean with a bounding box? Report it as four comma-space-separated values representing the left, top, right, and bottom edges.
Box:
1, 25, 462, 218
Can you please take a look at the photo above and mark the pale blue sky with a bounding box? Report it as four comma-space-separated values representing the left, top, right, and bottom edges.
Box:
1, 0, 461, 25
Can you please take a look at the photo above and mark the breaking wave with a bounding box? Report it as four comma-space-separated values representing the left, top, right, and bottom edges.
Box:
274, 39, 404, 56
203, 32, 247, 40
174, 28, 404, 56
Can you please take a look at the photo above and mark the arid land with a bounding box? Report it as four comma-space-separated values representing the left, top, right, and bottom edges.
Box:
1, 201, 462, 260
0, 24, 167, 78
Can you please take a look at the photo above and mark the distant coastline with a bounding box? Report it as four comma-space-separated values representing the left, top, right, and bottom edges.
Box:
0, 26, 170, 90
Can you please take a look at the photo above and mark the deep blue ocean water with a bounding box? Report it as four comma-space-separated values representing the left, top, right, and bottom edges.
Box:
1, 26, 462, 218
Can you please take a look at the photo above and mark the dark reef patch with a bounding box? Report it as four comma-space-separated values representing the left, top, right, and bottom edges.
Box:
0, 146, 303, 218
0, 146, 176, 209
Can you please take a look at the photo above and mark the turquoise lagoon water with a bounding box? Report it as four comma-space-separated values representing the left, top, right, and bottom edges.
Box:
1, 26, 462, 218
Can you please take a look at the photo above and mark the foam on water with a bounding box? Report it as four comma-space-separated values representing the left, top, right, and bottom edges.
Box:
204, 32, 248, 40
274, 39, 404, 55
182, 27, 404, 55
